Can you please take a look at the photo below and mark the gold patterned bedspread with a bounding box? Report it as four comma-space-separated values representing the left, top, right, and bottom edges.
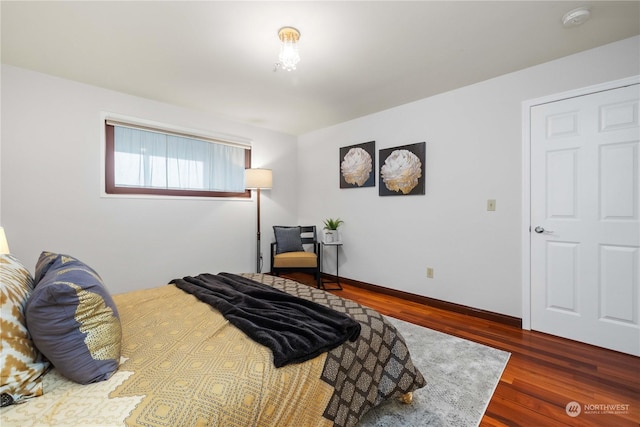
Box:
1, 274, 425, 427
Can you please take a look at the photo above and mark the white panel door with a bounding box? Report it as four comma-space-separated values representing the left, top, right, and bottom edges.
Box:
530, 84, 640, 356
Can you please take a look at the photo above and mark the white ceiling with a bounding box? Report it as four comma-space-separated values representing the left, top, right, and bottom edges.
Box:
2, 1, 639, 135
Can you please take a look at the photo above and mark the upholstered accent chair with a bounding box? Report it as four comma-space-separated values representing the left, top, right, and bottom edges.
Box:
270, 226, 322, 288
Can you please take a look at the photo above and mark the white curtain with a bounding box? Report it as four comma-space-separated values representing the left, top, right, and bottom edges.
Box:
114, 126, 245, 192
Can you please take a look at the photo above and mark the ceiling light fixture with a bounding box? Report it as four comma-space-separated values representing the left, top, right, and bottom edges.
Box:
562, 7, 591, 28
276, 26, 300, 71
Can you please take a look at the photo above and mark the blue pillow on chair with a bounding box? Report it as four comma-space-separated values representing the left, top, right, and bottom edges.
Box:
273, 226, 304, 254
25, 252, 121, 384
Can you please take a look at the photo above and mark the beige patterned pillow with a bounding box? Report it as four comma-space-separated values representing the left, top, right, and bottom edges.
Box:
0, 254, 49, 406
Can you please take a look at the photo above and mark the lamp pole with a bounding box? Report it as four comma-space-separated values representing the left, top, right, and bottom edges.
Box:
256, 187, 262, 273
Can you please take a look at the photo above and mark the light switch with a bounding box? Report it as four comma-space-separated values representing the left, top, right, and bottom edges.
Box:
487, 199, 496, 211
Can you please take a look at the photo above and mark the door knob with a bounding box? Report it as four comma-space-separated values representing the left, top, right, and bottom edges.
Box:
534, 226, 553, 234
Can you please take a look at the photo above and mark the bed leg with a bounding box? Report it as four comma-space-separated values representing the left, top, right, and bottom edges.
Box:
400, 392, 413, 404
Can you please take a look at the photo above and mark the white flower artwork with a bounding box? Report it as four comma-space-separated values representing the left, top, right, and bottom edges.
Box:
339, 141, 376, 188
341, 147, 373, 186
379, 142, 426, 196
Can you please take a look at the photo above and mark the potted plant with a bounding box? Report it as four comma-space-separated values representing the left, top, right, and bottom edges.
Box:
322, 218, 344, 243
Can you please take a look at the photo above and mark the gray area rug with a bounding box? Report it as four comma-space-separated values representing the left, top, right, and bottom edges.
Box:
359, 317, 510, 427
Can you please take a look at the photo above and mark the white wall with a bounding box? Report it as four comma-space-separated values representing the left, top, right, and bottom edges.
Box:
2, 37, 638, 315
1, 65, 298, 294
297, 36, 640, 318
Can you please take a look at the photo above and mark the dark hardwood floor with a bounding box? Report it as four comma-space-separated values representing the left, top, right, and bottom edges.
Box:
282, 273, 640, 427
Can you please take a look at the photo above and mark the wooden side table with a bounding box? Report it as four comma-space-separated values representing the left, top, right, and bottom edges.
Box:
321, 242, 343, 291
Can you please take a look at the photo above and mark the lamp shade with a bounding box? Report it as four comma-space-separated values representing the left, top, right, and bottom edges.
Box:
245, 168, 273, 190
0, 227, 10, 254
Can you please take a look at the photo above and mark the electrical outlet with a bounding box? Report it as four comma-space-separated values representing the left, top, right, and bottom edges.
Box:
426, 267, 434, 279
487, 199, 496, 211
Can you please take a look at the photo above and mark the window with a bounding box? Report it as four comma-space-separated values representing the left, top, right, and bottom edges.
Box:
105, 120, 251, 198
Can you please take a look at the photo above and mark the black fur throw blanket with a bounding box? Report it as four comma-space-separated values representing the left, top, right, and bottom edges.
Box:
170, 272, 361, 368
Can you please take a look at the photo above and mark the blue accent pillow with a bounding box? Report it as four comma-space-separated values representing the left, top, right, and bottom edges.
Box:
25, 252, 122, 384
33, 251, 60, 284
273, 226, 304, 254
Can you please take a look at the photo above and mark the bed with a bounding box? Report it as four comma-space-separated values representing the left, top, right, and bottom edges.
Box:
1, 252, 426, 427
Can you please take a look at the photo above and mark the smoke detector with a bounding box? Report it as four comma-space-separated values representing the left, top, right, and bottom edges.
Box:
562, 7, 591, 28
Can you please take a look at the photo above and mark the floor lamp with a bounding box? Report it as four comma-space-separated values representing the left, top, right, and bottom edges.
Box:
245, 168, 272, 273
